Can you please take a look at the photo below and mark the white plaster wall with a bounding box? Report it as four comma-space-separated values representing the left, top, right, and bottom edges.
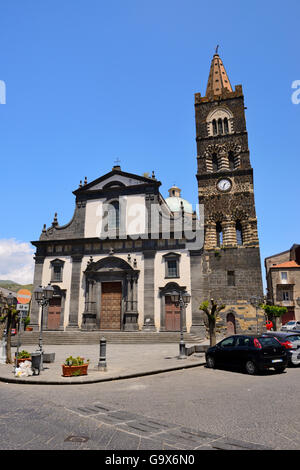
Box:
84, 199, 104, 238
154, 250, 192, 331
125, 195, 146, 236
41, 256, 72, 329
84, 195, 146, 239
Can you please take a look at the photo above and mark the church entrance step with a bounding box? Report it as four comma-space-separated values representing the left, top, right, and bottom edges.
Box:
11, 330, 205, 346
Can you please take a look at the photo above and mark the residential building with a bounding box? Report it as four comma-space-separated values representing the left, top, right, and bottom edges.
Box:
265, 244, 300, 323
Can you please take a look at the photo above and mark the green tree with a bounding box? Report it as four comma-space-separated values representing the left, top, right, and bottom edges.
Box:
261, 304, 287, 331
199, 298, 226, 346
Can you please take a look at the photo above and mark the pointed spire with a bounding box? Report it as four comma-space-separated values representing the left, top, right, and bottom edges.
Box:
205, 47, 233, 98
52, 212, 58, 227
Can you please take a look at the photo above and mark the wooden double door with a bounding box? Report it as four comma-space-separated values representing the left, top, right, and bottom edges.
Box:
100, 282, 122, 330
47, 297, 61, 330
165, 295, 181, 331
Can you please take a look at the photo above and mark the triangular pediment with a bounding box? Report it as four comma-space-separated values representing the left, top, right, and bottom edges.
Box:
73, 167, 160, 195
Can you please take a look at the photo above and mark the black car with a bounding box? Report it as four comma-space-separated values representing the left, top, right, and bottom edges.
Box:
205, 335, 288, 375
264, 331, 300, 366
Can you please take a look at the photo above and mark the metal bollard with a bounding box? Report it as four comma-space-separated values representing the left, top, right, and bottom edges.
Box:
97, 337, 107, 371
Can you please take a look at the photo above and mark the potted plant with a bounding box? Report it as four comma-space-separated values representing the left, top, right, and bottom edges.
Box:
62, 356, 90, 377
15, 350, 31, 364
24, 316, 33, 331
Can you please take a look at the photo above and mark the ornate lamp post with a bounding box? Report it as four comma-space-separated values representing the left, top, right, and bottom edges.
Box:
170, 291, 191, 359
34, 284, 54, 371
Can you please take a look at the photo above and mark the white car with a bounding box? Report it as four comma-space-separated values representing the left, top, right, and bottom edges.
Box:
281, 321, 300, 331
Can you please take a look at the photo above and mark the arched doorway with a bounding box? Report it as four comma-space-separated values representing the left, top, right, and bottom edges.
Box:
165, 295, 181, 331
83, 256, 139, 331
100, 281, 122, 330
226, 312, 236, 336
159, 282, 188, 332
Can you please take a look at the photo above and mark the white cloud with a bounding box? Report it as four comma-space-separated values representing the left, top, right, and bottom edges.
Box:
0, 238, 35, 284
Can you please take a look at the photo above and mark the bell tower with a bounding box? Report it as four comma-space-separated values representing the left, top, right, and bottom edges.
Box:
194, 49, 263, 307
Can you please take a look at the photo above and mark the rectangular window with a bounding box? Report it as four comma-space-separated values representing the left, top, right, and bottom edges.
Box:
282, 291, 290, 301
227, 271, 235, 286
53, 265, 62, 282
167, 260, 178, 278
281, 272, 288, 282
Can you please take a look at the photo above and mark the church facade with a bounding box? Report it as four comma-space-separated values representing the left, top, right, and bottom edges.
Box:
30, 51, 264, 337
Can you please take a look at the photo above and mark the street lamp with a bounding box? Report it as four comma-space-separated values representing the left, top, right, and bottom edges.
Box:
6, 292, 15, 307
170, 291, 191, 359
34, 284, 54, 370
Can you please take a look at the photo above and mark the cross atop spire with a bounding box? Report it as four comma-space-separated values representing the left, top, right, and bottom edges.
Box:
205, 48, 233, 98
113, 157, 121, 170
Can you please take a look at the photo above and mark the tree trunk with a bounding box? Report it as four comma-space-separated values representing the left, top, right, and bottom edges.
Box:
275, 316, 282, 331
209, 317, 216, 346
0, 322, 5, 341
6, 315, 12, 364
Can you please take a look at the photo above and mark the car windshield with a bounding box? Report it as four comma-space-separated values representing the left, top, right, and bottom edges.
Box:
259, 337, 281, 347
287, 322, 296, 325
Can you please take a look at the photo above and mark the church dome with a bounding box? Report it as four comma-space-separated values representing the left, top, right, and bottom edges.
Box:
165, 185, 193, 214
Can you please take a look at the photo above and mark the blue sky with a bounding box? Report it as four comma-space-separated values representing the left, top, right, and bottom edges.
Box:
0, 0, 299, 286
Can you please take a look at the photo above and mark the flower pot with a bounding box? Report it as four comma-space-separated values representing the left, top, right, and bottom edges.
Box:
15, 357, 31, 364
62, 364, 89, 377
25, 327, 33, 331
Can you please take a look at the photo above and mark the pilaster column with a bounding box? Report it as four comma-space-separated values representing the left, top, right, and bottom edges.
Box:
189, 251, 206, 337
143, 250, 156, 330
67, 254, 83, 330
219, 148, 229, 170
125, 274, 132, 312
132, 276, 138, 312
204, 222, 217, 249
124, 273, 139, 331
249, 218, 259, 245
241, 220, 253, 245
205, 156, 213, 172
30, 255, 45, 330
222, 220, 236, 246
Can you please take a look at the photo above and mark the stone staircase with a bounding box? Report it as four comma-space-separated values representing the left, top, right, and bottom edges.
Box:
12, 330, 204, 346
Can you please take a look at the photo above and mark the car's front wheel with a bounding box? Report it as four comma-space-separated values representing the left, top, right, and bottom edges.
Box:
206, 355, 216, 369
245, 360, 257, 375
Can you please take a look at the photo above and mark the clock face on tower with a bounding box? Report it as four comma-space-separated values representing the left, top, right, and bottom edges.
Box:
217, 178, 232, 192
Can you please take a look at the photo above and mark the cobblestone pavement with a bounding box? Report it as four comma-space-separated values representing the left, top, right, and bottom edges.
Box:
64, 401, 272, 450
0, 395, 272, 451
